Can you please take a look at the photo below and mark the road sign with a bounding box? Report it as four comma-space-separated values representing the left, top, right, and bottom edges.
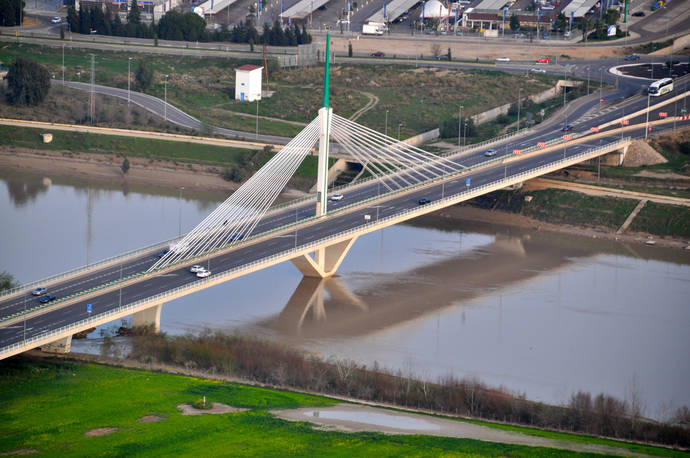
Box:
621, 119, 629, 125
513, 149, 522, 155
648, 125, 653, 131
681, 107, 688, 114
590, 127, 599, 132
537, 142, 546, 148
600, 98, 604, 103
87, 303, 92, 314
466, 178, 471, 187
563, 134, 572, 140
659, 112, 668, 118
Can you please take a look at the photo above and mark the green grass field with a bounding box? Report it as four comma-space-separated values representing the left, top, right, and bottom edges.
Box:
0, 357, 643, 457
0, 42, 561, 139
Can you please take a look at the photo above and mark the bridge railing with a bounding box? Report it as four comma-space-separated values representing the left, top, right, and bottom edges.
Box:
0, 236, 180, 301
0, 137, 631, 354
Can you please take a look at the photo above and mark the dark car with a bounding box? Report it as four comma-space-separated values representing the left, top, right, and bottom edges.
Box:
418, 197, 431, 205
156, 249, 169, 259
632, 11, 644, 16
370, 51, 385, 57
561, 124, 573, 132
435, 54, 450, 60
39, 295, 57, 304
625, 54, 640, 61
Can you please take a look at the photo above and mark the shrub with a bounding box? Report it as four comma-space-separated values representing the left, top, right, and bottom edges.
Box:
6, 57, 51, 106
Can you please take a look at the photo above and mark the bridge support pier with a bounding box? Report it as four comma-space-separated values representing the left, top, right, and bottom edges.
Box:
40, 335, 72, 354
132, 303, 163, 332
291, 236, 358, 278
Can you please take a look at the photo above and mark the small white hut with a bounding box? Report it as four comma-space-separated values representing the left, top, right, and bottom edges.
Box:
235, 64, 263, 102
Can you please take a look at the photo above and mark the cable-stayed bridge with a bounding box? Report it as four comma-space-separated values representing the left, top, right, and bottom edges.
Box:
1, 44, 688, 359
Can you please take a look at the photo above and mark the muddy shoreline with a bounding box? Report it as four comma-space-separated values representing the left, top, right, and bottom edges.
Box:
1, 148, 688, 249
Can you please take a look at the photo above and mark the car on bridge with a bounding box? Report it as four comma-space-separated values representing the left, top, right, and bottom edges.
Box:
51, 16, 61, 23
625, 54, 640, 61
632, 11, 645, 16
196, 269, 212, 278
370, 51, 385, 57
329, 193, 344, 201
156, 249, 169, 259
561, 124, 573, 132
189, 265, 204, 273
418, 197, 431, 205
32, 287, 47, 296
484, 149, 497, 157
529, 67, 547, 74
496, 57, 511, 63
39, 295, 57, 304
536, 57, 550, 64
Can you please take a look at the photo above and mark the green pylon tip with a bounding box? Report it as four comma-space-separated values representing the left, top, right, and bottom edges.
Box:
323, 33, 330, 108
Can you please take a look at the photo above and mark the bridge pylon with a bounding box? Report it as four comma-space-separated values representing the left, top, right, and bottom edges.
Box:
315, 33, 332, 217
291, 236, 358, 278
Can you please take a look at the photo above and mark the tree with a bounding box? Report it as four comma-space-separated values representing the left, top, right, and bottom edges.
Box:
134, 62, 153, 92
121, 157, 130, 174
348, 42, 352, 57
6, 57, 51, 106
127, 0, 140, 25
555, 12, 567, 33
0, 0, 17, 27
580, 17, 591, 42
605, 8, 620, 26
0, 271, 17, 293
509, 13, 520, 32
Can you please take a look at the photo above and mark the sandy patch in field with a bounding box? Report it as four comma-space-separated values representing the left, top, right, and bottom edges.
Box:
136, 415, 166, 423
177, 403, 246, 416
84, 427, 118, 437
635, 170, 689, 180
0, 450, 39, 456
272, 403, 648, 456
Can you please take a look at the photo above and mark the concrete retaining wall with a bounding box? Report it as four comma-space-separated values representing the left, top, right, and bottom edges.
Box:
403, 128, 440, 146
472, 81, 581, 125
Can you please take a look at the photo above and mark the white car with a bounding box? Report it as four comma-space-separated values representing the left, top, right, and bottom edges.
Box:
495, 57, 511, 62
196, 269, 211, 278
51, 16, 61, 23
529, 67, 547, 74
330, 193, 344, 201
484, 149, 497, 157
189, 265, 204, 273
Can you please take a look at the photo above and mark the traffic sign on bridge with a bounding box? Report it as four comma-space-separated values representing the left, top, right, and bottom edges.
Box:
659, 112, 668, 118
590, 127, 599, 132
621, 119, 629, 125
537, 142, 546, 148
513, 149, 522, 155
563, 134, 572, 140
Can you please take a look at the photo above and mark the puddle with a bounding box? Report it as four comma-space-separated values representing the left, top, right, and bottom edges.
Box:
305, 410, 440, 431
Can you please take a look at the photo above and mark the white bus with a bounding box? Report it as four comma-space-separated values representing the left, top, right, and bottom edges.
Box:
648, 78, 673, 96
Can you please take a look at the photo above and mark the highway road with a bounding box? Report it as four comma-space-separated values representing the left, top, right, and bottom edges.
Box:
1, 71, 688, 354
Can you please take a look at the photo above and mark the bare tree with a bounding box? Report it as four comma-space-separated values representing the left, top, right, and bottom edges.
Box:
430, 43, 441, 58
627, 374, 646, 434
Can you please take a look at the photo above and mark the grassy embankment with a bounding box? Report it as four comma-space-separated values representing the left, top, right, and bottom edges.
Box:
0, 42, 561, 139
470, 188, 690, 238
0, 124, 330, 182
0, 357, 631, 457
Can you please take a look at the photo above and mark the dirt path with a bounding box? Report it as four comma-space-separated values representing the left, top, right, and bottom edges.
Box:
349, 91, 379, 122
272, 404, 651, 456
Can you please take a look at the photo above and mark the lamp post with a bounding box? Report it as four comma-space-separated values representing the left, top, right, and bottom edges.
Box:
645, 91, 651, 139
516, 89, 521, 133
127, 57, 132, 105
464, 121, 468, 146
164, 74, 168, 122
256, 98, 259, 139
178, 186, 184, 237
385, 109, 388, 136
398, 122, 402, 140
458, 105, 463, 147
62, 44, 65, 87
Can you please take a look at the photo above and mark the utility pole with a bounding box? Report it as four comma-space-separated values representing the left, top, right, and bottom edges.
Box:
128, 57, 132, 105
645, 92, 651, 139
517, 89, 521, 133
89, 54, 95, 125
385, 109, 388, 136
62, 44, 65, 87
458, 105, 463, 147
164, 74, 168, 122
256, 98, 259, 139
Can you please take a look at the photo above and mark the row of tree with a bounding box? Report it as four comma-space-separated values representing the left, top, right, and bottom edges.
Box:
508, 8, 621, 36
0, 0, 23, 27
127, 331, 690, 446
66, 0, 310, 46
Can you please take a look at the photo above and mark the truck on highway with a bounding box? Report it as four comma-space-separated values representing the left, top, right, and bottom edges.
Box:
362, 22, 385, 35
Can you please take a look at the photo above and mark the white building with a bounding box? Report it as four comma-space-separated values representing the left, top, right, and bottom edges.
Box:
235, 65, 263, 102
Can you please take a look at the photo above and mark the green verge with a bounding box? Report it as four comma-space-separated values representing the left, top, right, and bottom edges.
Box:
0, 125, 253, 166
0, 358, 619, 457
629, 201, 690, 238
478, 189, 638, 229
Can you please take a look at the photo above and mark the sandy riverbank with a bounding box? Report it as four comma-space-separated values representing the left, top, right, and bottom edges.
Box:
2, 147, 687, 248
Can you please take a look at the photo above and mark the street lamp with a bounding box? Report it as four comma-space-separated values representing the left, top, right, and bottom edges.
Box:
164, 74, 168, 122
127, 57, 132, 105
385, 109, 388, 136
516, 89, 521, 133
397, 122, 402, 140
256, 98, 259, 139
464, 121, 468, 146
62, 44, 65, 87
645, 91, 651, 139
178, 186, 184, 237
458, 105, 463, 147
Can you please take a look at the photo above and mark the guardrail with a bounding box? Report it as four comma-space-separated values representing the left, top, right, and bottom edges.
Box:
0, 236, 179, 300
0, 137, 632, 358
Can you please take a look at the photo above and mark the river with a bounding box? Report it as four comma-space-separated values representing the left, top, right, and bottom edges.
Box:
1, 168, 688, 418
